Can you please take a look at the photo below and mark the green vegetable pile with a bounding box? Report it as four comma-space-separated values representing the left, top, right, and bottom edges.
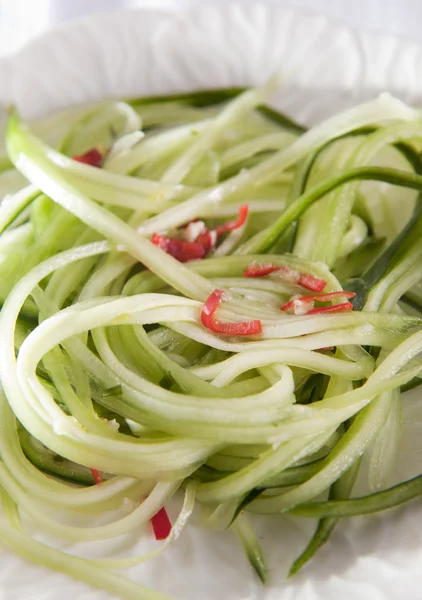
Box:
0, 82, 421, 598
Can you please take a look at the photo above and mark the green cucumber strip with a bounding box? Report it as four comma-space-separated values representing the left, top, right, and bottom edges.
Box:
402, 291, 422, 313
400, 376, 422, 392
19, 428, 98, 486
291, 471, 422, 518
127, 87, 305, 133
233, 513, 268, 583
0, 185, 40, 235
230, 488, 264, 525
349, 206, 422, 310
288, 457, 361, 576
0, 488, 24, 532
236, 165, 422, 255
0, 523, 173, 600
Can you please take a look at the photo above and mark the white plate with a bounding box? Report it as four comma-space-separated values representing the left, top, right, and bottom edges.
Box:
1, 3, 422, 599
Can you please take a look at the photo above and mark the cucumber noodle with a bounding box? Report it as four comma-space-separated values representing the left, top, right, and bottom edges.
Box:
0, 83, 421, 597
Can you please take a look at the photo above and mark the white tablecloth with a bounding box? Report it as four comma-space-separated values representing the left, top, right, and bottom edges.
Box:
1, 0, 421, 57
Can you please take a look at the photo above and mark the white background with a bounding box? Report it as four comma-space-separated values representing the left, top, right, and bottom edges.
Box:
1, 0, 422, 56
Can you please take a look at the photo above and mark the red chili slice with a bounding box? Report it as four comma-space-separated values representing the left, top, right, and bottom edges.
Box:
90, 468, 103, 485
195, 230, 214, 254
215, 205, 248, 236
281, 291, 355, 312
73, 147, 104, 168
151, 233, 208, 263
308, 302, 354, 314
151, 507, 172, 541
201, 289, 262, 336
305, 291, 355, 303
280, 297, 314, 315
243, 262, 327, 292
151, 206, 249, 263
243, 264, 281, 277
297, 273, 326, 292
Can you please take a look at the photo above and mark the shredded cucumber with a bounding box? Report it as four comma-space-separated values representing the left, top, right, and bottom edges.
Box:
0, 84, 421, 597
